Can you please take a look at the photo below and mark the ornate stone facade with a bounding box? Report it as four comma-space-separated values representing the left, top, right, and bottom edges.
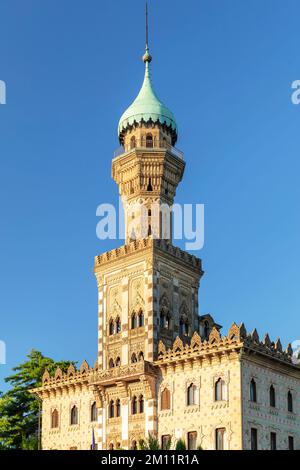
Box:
31, 31, 300, 451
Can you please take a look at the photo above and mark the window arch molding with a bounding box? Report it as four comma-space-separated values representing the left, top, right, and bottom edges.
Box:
214, 377, 227, 401
160, 387, 171, 411
185, 379, 200, 406
51, 408, 59, 429
70, 404, 79, 425
212, 374, 228, 402
91, 401, 97, 422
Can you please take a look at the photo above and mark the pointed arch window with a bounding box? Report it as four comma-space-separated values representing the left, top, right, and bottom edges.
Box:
270, 385, 276, 408
116, 317, 121, 333
109, 400, 115, 418
139, 395, 144, 413
91, 402, 97, 422
130, 135, 136, 149
109, 319, 114, 336
161, 388, 171, 410
160, 309, 170, 330
187, 383, 196, 406
216, 428, 226, 451
132, 396, 137, 415
138, 351, 144, 361
138, 310, 144, 327
147, 178, 153, 191
131, 312, 137, 329
109, 358, 114, 369
131, 353, 137, 364
146, 133, 153, 148
204, 320, 210, 340
250, 379, 257, 402
180, 318, 189, 336
70, 405, 78, 425
51, 409, 59, 429
115, 357, 121, 367
131, 440, 137, 450
215, 378, 226, 401
288, 391, 293, 413
116, 399, 121, 417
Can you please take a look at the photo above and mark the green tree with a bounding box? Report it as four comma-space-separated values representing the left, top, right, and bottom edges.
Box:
0, 349, 73, 450
175, 438, 186, 450
138, 432, 161, 450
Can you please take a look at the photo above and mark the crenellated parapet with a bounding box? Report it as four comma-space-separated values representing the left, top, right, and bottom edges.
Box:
38, 360, 92, 391
95, 238, 202, 273
156, 323, 299, 368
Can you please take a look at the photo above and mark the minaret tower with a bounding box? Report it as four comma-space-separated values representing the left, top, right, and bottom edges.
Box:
113, 6, 185, 242
94, 4, 203, 375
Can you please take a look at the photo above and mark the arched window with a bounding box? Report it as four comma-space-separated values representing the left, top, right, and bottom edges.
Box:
70, 405, 78, 425
131, 312, 137, 329
146, 133, 153, 148
187, 383, 196, 406
116, 317, 121, 333
270, 385, 276, 408
109, 319, 114, 336
116, 399, 121, 417
288, 391, 293, 413
131, 353, 137, 363
131, 440, 137, 450
109, 400, 114, 418
138, 310, 144, 327
138, 351, 144, 361
139, 395, 144, 413
130, 136, 136, 149
160, 310, 170, 329
115, 357, 121, 367
132, 396, 137, 415
51, 409, 59, 429
147, 178, 153, 191
161, 388, 171, 410
250, 379, 257, 402
91, 402, 97, 422
216, 428, 226, 451
215, 378, 226, 401
180, 318, 189, 336
109, 358, 114, 369
204, 320, 210, 340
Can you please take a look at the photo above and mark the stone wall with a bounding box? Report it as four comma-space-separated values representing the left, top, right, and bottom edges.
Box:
242, 357, 300, 450
157, 352, 243, 450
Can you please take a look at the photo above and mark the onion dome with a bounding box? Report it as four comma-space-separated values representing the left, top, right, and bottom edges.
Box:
118, 48, 178, 145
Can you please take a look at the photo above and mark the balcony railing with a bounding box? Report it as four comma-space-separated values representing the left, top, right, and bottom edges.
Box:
113, 139, 184, 160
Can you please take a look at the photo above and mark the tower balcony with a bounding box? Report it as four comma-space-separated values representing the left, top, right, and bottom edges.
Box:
113, 139, 184, 161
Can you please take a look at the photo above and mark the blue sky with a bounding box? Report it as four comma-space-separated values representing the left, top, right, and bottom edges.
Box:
0, 0, 300, 388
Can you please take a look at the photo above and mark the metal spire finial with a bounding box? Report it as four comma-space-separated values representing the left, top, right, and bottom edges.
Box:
143, 1, 152, 63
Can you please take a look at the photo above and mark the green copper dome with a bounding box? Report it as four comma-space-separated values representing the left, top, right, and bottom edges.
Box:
118, 53, 178, 144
